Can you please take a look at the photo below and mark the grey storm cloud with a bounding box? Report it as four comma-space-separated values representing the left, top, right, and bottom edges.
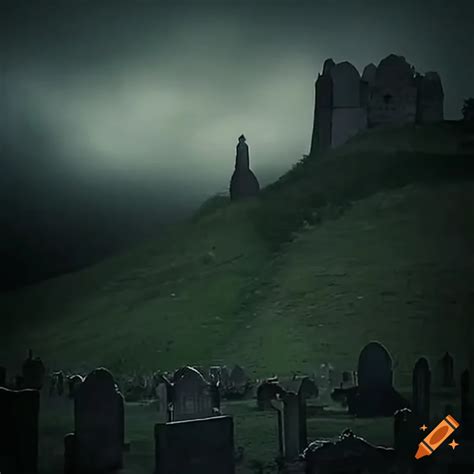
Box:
1, 0, 473, 287
2, 0, 474, 203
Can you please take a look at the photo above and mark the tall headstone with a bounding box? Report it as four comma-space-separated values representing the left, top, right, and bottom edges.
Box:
73, 368, 124, 472
229, 135, 260, 201
270, 399, 285, 457
210, 381, 221, 413
412, 357, 431, 422
220, 366, 230, 389
209, 366, 222, 383
228, 365, 247, 394
172, 366, 214, 421
155, 415, 235, 474
358, 342, 393, 390
393, 408, 418, 462
157, 382, 171, 422
282, 392, 307, 460
0, 387, 40, 474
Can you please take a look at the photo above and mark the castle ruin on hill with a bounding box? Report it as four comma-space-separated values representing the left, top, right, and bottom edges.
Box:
309, 54, 444, 154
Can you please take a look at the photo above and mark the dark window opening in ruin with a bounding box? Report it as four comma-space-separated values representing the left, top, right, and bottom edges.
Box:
383, 94, 393, 105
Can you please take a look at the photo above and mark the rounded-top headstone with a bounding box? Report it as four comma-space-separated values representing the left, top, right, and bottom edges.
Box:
174, 366, 208, 387
357, 341, 393, 390
230, 365, 246, 384
414, 357, 430, 371
80, 368, 115, 392
74, 367, 124, 472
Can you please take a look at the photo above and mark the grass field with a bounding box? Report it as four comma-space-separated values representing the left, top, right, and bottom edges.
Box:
38, 388, 458, 474
1, 122, 474, 386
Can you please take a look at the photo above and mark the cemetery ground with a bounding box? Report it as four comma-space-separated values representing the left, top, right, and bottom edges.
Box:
2, 122, 474, 385
38, 387, 458, 474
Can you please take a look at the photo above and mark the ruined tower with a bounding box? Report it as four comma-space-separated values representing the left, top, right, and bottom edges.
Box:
310, 54, 444, 155
229, 134, 260, 201
367, 54, 418, 127
415, 72, 444, 123
310, 59, 367, 155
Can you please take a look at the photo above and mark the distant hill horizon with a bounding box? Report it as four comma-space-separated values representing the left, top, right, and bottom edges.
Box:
2, 121, 474, 386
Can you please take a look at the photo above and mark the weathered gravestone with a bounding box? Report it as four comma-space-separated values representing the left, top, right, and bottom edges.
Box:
229, 365, 247, 389
303, 429, 396, 474
257, 380, 285, 410
282, 376, 319, 401
223, 365, 248, 399
172, 366, 215, 421
273, 391, 308, 460
155, 415, 235, 474
67, 375, 84, 399
156, 376, 173, 422
50, 371, 65, 396
271, 398, 285, 457
412, 357, 431, 422
0, 387, 40, 474
22, 350, 46, 390
393, 408, 419, 461
209, 366, 222, 382
0, 366, 6, 387
220, 365, 230, 388
358, 342, 392, 389
66, 368, 125, 473
355, 341, 408, 417
210, 380, 221, 413
341, 371, 351, 385
340, 371, 357, 388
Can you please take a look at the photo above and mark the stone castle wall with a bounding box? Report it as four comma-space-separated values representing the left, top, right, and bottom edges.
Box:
310, 54, 444, 154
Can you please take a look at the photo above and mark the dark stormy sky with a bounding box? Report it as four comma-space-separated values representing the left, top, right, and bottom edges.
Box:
1, 0, 473, 288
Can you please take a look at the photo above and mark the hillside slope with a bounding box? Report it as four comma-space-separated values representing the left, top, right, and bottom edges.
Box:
2, 122, 474, 383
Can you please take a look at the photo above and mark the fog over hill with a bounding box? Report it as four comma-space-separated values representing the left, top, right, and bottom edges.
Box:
1, 0, 473, 289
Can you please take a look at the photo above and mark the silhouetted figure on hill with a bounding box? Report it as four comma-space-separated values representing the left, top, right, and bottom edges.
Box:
229, 134, 260, 200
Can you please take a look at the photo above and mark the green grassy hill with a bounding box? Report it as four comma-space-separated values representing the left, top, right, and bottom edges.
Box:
2, 122, 474, 385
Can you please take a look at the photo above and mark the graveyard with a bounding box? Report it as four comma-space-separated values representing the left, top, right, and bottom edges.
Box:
36, 390, 458, 473
1, 349, 469, 474
1, 121, 474, 473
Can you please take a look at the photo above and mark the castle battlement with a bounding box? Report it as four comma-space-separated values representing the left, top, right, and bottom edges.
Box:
310, 54, 444, 155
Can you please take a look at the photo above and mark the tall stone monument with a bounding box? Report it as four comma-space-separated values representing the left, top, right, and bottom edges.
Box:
229, 134, 260, 200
